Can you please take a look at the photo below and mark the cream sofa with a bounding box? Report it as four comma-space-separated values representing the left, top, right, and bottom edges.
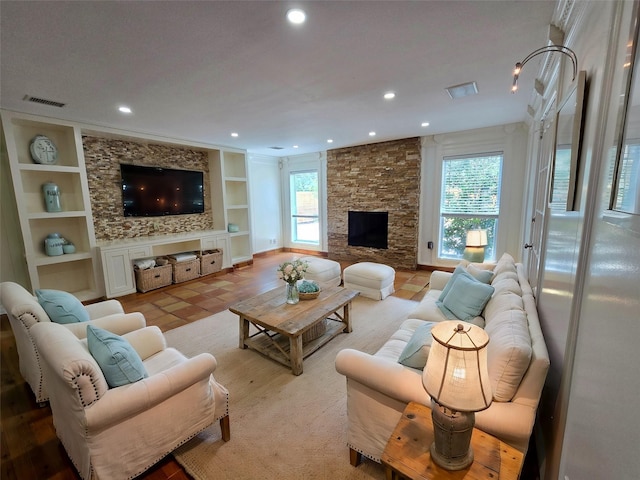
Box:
335, 253, 550, 465
0, 281, 146, 404
31, 322, 230, 480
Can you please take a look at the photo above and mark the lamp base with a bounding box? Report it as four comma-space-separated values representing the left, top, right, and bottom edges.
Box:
430, 400, 475, 471
463, 246, 485, 263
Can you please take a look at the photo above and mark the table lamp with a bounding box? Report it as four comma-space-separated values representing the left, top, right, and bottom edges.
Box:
422, 321, 492, 471
463, 229, 488, 263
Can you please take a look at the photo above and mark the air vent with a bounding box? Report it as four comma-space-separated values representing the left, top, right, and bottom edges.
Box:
269, 146, 285, 150
23, 95, 66, 108
445, 81, 479, 100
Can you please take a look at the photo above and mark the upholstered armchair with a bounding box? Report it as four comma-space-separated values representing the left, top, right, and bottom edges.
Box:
30, 322, 230, 480
0, 281, 146, 404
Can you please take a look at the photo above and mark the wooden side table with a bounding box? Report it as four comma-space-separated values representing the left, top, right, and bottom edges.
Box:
381, 402, 523, 480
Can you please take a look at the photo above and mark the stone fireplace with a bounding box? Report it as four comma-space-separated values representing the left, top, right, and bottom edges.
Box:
327, 137, 421, 270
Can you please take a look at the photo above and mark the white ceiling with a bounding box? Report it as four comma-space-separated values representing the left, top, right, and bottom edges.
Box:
0, 1, 556, 157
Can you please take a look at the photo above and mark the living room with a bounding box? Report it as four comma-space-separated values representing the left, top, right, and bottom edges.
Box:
1, 1, 639, 480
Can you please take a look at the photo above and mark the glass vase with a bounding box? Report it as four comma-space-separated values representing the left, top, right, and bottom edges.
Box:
286, 283, 299, 304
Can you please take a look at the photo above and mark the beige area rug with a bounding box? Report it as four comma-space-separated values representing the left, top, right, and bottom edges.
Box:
164, 295, 418, 480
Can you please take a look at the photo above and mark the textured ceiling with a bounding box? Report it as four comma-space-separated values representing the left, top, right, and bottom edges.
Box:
0, 1, 556, 157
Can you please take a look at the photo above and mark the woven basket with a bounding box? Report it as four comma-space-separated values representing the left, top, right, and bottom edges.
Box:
299, 290, 321, 300
135, 264, 172, 293
302, 319, 327, 343
169, 257, 200, 283
200, 249, 223, 276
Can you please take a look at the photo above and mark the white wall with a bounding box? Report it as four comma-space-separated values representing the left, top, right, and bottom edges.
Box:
418, 123, 529, 267
248, 154, 282, 254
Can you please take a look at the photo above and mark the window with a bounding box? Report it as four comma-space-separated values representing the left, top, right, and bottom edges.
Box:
290, 170, 319, 245
439, 153, 503, 261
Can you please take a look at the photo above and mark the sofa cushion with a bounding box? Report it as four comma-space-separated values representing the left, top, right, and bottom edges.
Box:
438, 273, 494, 322
35, 289, 90, 324
491, 277, 523, 297
398, 321, 436, 369
484, 309, 532, 401
492, 253, 517, 277
87, 325, 148, 388
484, 291, 524, 323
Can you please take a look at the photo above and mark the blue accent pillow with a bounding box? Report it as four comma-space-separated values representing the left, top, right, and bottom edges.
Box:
87, 325, 148, 388
35, 289, 90, 324
437, 265, 470, 302
439, 274, 495, 322
398, 322, 436, 369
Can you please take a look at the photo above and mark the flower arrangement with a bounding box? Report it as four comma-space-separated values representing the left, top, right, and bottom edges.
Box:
277, 258, 308, 285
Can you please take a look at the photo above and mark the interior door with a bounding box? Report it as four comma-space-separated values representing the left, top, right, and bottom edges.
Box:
526, 101, 556, 297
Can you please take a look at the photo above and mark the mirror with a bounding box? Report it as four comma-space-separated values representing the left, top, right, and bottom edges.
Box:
550, 70, 587, 211
611, 1, 640, 215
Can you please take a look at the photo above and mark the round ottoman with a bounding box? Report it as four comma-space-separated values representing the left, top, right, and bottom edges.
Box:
343, 262, 395, 300
300, 256, 342, 287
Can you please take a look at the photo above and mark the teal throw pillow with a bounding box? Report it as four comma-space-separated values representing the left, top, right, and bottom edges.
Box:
36, 289, 90, 324
437, 265, 468, 302
87, 325, 148, 388
398, 322, 436, 369
466, 264, 494, 284
440, 274, 495, 322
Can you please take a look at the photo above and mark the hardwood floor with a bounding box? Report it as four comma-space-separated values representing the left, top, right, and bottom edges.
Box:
1, 251, 431, 480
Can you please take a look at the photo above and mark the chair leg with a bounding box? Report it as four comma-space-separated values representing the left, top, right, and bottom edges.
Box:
349, 447, 362, 467
220, 415, 230, 442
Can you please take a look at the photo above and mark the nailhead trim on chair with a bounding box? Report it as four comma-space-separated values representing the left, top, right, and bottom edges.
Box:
72, 373, 101, 408
18, 312, 49, 403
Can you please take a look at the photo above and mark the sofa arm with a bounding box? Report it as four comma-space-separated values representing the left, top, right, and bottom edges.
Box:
429, 271, 452, 291
85, 352, 217, 431
85, 299, 125, 318
63, 312, 146, 339
335, 349, 431, 405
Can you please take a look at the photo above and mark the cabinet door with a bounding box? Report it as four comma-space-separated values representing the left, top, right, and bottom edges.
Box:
214, 236, 232, 268
101, 249, 135, 298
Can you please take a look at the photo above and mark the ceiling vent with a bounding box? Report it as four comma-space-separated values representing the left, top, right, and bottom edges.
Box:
23, 95, 66, 108
269, 146, 285, 150
445, 81, 479, 99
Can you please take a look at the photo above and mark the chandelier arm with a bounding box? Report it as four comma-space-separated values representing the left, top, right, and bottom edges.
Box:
518, 45, 577, 81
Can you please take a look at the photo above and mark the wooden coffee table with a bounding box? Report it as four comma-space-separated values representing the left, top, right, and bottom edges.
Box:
229, 285, 359, 375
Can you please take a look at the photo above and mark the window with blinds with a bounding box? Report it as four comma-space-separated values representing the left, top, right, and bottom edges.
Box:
439, 153, 503, 260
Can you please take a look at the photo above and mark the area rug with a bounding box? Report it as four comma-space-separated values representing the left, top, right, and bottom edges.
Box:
164, 295, 418, 480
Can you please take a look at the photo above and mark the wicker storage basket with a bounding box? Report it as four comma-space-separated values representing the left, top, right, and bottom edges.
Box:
135, 264, 172, 293
169, 257, 201, 284
299, 290, 321, 300
200, 249, 223, 276
302, 319, 327, 343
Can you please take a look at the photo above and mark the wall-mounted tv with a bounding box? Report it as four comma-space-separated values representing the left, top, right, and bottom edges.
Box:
120, 163, 205, 217
348, 211, 388, 249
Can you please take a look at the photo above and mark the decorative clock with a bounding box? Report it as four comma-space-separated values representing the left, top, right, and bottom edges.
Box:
29, 135, 58, 165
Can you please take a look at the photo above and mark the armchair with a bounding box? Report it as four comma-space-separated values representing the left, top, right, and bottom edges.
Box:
0, 281, 146, 404
31, 322, 230, 480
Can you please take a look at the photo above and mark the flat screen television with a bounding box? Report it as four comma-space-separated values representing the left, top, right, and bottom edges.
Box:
120, 164, 205, 217
348, 211, 388, 249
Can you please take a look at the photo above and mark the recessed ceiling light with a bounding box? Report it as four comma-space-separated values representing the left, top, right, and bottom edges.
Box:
231, 132, 239, 137
327, 139, 334, 144
384, 92, 395, 100
445, 81, 479, 99
421, 122, 430, 127
293, 145, 299, 149
369, 131, 376, 137
286, 8, 306, 24
118, 106, 132, 114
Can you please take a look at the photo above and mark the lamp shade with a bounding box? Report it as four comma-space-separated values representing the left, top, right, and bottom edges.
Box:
423, 321, 492, 412
466, 229, 488, 247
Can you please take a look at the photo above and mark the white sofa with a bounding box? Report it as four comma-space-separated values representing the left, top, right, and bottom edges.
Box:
0, 281, 146, 404
31, 322, 230, 480
335, 253, 550, 465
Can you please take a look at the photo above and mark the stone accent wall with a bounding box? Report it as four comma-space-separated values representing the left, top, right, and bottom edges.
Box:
83, 136, 212, 241
327, 137, 421, 270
